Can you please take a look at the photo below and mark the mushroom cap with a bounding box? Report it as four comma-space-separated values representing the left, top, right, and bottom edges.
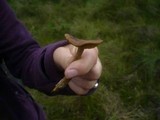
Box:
65, 33, 103, 49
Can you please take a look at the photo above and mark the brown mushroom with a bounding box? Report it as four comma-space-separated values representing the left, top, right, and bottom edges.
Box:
51, 34, 103, 93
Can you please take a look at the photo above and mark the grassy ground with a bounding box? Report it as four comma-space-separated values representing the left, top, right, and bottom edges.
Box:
9, 0, 160, 119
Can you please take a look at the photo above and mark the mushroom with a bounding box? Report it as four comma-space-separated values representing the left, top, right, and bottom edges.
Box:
51, 34, 103, 93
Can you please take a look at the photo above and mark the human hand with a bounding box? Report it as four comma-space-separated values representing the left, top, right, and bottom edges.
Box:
53, 44, 102, 95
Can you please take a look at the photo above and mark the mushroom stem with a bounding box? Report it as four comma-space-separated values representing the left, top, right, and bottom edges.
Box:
75, 47, 84, 60
51, 34, 103, 93
52, 77, 70, 92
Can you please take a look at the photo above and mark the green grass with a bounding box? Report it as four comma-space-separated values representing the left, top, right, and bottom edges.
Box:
8, 0, 160, 119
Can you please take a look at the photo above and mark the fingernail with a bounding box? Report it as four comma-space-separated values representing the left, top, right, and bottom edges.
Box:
66, 69, 78, 79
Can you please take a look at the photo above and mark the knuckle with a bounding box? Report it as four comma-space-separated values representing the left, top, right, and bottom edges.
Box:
82, 84, 92, 90
76, 88, 89, 95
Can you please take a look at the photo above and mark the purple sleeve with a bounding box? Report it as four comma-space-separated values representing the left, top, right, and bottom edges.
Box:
0, 0, 70, 95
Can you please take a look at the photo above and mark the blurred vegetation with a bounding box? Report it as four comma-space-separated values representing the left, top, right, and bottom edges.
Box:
8, 0, 160, 119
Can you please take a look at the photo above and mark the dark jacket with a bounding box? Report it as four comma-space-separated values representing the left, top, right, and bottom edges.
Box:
0, 0, 69, 95
0, 0, 74, 119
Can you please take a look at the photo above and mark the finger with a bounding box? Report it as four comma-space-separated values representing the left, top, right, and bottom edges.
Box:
69, 81, 89, 95
65, 48, 98, 79
81, 58, 102, 80
70, 77, 97, 90
53, 45, 75, 70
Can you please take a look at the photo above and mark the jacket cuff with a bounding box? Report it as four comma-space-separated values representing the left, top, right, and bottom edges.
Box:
37, 40, 68, 95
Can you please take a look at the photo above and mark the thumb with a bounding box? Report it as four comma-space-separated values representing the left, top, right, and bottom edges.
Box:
65, 68, 78, 79
65, 49, 97, 79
